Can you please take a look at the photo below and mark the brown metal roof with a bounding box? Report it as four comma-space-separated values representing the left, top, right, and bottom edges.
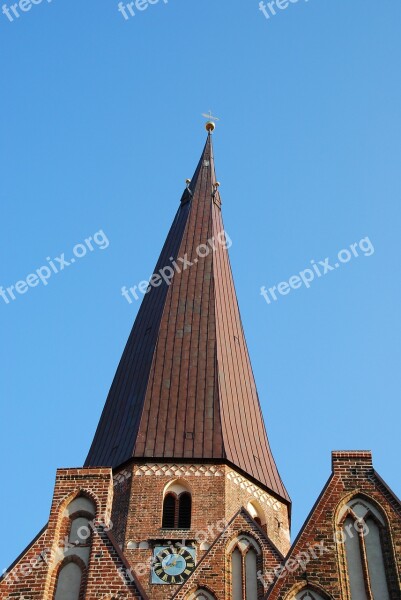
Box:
85, 134, 290, 504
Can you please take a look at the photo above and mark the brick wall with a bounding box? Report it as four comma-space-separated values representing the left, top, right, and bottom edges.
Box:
114, 461, 289, 599
0, 461, 289, 600
2, 453, 399, 600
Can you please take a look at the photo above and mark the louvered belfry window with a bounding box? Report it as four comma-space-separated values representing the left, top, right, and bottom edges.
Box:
162, 491, 192, 529
178, 492, 192, 528
162, 493, 176, 528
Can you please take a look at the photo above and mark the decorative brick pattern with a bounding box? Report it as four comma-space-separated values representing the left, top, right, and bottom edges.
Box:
134, 465, 225, 478
226, 471, 281, 511
225, 471, 290, 557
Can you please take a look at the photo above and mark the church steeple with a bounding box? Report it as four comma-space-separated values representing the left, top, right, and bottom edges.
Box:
85, 130, 289, 505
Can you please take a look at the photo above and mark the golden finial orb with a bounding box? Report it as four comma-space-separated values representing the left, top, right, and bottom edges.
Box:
202, 111, 220, 133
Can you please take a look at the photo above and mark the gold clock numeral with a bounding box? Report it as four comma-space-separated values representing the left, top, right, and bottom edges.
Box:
162, 574, 168, 582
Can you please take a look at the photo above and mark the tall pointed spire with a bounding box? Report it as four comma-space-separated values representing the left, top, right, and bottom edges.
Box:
85, 131, 289, 504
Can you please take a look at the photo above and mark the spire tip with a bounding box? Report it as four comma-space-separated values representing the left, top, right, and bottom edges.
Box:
202, 111, 219, 134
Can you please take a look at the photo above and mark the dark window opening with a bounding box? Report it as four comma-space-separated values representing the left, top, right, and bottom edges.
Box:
162, 494, 176, 528
178, 492, 192, 529
162, 491, 192, 529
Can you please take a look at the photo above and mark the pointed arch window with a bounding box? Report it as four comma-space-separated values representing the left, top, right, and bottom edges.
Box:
338, 497, 395, 600
162, 482, 192, 529
247, 501, 266, 529
229, 535, 261, 600
54, 561, 82, 600
69, 516, 92, 546
292, 590, 328, 600
178, 492, 192, 528
162, 494, 176, 528
245, 548, 258, 598
232, 548, 243, 600
189, 590, 216, 599
53, 495, 95, 600
67, 496, 96, 547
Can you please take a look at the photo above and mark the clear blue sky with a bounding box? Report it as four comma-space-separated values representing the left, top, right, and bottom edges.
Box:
1, 0, 401, 572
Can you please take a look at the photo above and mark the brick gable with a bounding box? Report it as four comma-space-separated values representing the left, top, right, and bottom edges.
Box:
173, 508, 283, 600
265, 452, 401, 600
0, 468, 146, 600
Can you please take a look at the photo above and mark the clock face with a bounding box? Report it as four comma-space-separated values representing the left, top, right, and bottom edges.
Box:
152, 546, 196, 585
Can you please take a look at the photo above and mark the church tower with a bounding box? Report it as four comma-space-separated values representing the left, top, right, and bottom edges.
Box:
83, 125, 291, 596
2, 125, 400, 600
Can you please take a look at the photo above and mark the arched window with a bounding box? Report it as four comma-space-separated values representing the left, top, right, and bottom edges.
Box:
229, 535, 261, 600
292, 590, 327, 600
232, 548, 243, 600
247, 500, 266, 528
69, 517, 92, 546
162, 494, 176, 528
53, 495, 95, 599
66, 496, 95, 547
65, 496, 96, 517
54, 562, 82, 600
162, 481, 192, 529
188, 589, 216, 599
245, 548, 258, 598
178, 492, 192, 528
338, 497, 394, 600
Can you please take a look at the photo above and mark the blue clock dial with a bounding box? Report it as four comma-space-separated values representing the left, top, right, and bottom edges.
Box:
152, 546, 196, 585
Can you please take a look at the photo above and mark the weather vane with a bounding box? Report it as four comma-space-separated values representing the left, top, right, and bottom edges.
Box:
202, 110, 220, 133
